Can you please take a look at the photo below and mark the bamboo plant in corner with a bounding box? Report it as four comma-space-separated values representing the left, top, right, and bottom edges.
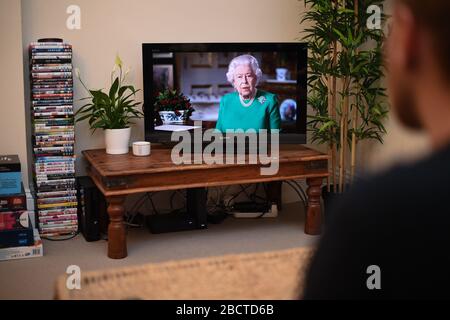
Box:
302, 0, 388, 196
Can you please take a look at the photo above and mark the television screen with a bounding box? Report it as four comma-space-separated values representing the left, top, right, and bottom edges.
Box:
142, 43, 307, 144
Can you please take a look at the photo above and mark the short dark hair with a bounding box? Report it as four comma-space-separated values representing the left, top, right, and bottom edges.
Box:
398, 0, 450, 80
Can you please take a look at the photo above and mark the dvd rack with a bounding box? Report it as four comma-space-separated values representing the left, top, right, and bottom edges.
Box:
29, 39, 78, 237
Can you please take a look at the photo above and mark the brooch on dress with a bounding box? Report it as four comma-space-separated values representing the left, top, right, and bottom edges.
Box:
257, 96, 266, 104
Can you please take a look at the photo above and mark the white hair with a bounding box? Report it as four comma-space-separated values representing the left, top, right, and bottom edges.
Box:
226, 54, 263, 86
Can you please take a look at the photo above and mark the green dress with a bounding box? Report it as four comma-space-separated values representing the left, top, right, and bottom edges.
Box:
215, 90, 281, 132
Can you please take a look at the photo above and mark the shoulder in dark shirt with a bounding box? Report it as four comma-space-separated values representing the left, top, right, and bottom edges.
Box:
303, 143, 450, 299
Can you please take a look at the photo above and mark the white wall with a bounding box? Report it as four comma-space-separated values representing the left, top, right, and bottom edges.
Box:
0, 0, 29, 189
0, 0, 431, 206
20, 0, 307, 178
18, 0, 308, 206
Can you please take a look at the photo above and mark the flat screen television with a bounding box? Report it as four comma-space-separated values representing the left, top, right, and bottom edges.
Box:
142, 42, 307, 145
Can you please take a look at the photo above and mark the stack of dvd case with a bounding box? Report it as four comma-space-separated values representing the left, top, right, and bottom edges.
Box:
29, 39, 78, 237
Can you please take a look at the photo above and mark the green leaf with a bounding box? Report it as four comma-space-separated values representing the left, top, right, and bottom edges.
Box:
118, 85, 132, 98
109, 77, 119, 100
333, 28, 348, 46
318, 120, 335, 133
75, 113, 93, 123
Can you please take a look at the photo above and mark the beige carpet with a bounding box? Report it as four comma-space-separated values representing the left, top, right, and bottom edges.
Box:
0, 202, 319, 300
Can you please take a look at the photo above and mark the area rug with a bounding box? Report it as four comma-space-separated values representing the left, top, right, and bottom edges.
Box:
55, 246, 314, 300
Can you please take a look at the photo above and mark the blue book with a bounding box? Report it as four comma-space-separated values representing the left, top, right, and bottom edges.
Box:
0, 155, 21, 195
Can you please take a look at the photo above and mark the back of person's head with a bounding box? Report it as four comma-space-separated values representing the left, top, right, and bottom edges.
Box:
388, 0, 450, 132
397, 0, 450, 81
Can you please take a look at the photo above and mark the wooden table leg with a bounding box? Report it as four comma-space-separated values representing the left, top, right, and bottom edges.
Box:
106, 196, 127, 259
305, 178, 323, 235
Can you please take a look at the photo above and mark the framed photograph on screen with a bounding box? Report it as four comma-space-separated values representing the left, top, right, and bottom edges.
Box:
153, 64, 174, 92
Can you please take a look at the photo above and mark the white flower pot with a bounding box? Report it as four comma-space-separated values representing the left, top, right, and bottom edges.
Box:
104, 128, 131, 154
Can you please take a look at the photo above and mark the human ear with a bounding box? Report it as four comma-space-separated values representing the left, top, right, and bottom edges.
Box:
395, 4, 420, 72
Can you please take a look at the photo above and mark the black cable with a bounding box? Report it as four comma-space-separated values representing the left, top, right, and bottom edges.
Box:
228, 183, 271, 219
291, 180, 308, 205
246, 183, 260, 204
253, 182, 281, 218
206, 187, 228, 216
146, 192, 159, 215
263, 182, 268, 195
206, 183, 274, 220
170, 191, 176, 210
225, 184, 254, 208
291, 181, 307, 212
262, 182, 269, 201
255, 210, 268, 218
250, 183, 258, 203
170, 190, 186, 211
126, 193, 148, 223
285, 180, 307, 204
239, 184, 254, 202
251, 183, 269, 204
132, 193, 147, 212
283, 180, 307, 213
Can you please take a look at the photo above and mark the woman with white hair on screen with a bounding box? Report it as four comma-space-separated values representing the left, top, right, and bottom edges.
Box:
215, 54, 281, 132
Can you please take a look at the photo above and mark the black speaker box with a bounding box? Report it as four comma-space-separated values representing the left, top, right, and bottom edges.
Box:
186, 187, 207, 229
146, 188, 207, 234
76, 176, 108, 241
146, 212, 198, 234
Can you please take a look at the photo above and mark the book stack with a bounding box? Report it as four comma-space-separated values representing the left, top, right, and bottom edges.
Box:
0, 155, 43, 261
29, 39, 78, 237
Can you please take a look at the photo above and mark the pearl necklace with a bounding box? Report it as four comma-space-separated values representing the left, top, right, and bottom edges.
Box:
239, 91, 256, 107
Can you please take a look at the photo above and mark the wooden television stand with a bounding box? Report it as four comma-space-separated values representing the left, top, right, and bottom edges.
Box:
82, 144, 329, 259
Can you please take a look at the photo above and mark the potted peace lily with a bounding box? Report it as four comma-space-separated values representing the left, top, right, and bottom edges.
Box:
154, 89, 193, 124
75, 55, 143, 154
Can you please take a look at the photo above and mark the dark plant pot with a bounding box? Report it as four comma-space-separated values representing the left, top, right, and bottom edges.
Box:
322, 185, 345, 223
